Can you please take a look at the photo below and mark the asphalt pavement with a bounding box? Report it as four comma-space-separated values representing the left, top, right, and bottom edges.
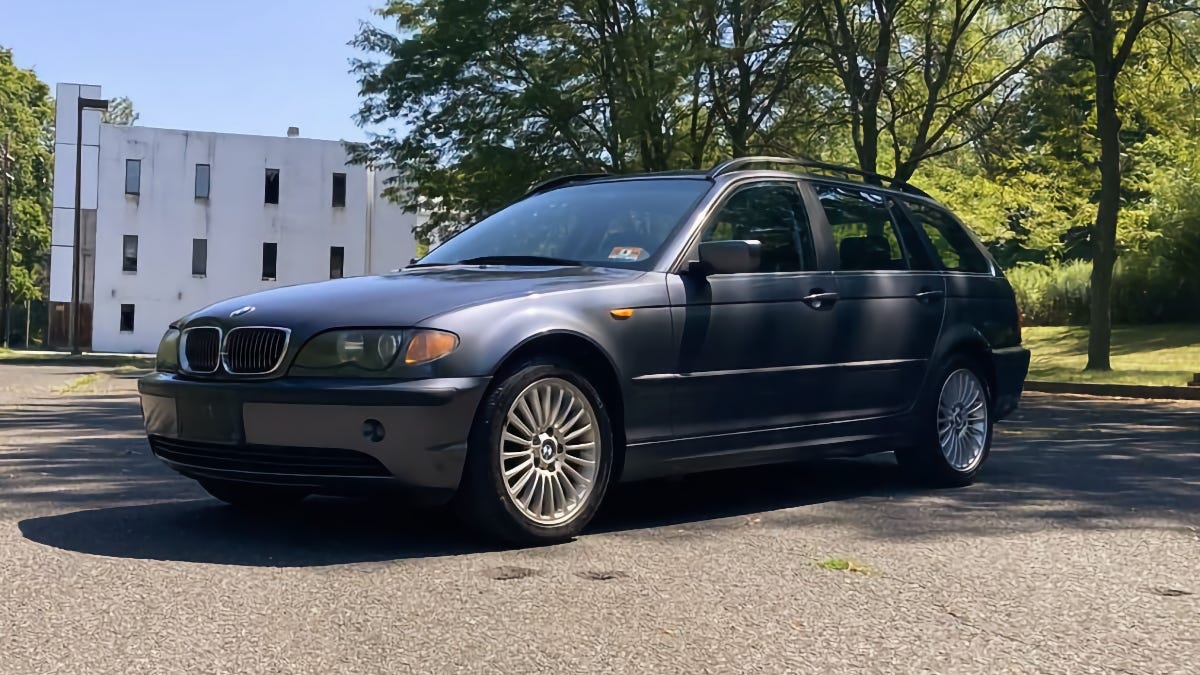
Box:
0, 363, 1196, 673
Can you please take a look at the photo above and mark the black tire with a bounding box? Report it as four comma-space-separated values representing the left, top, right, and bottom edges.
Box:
198, 479, 309, 510
455, 358, 615, 545
896, 355, 994, 487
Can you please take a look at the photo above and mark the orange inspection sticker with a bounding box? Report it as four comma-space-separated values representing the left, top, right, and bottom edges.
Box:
608, 246, 647, 262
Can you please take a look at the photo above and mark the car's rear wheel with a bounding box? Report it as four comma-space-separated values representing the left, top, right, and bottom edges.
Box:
457, 359, 614, 545
896, 356, 992, 487
198, 479, 309, 510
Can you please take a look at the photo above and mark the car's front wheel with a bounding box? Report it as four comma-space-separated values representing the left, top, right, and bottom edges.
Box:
198, 479, 309, 510
457, 359, 614, 545
896, 356, 993, 487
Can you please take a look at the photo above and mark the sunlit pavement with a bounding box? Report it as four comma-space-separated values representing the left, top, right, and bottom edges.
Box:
1, 363, 1197, 673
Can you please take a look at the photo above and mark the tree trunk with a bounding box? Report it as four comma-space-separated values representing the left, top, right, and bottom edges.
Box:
1086, 70, 1121, 371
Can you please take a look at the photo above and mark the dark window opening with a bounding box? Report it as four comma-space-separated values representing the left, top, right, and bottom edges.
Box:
904, 200, 992, 274
816, 184, 913, 272
195, 164, 211, 199
262, 242, 278, 280
125, 159, 141, 195
264, 168, 279, 204
332, 173, 347, 208
192, 238, 207, 276
330, 246, 345, 279
119, 304, 135, 332
122, 235, 138, 272
701, 183, 814, 273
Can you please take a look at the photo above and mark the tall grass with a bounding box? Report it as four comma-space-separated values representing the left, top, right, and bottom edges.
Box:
1007, 256, 1200, 326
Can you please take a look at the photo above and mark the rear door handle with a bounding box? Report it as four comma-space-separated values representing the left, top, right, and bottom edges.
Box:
915, 290, 945, 302
802, 291, 839, 309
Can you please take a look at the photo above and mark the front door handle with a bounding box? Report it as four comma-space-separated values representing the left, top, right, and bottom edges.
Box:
802, 290, 839, 309
915, 289, 945, 302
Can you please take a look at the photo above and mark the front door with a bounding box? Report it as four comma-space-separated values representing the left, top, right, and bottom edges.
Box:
664, 180, 842, 446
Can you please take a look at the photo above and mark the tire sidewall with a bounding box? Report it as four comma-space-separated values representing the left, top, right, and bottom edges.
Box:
465, 360, 614, 543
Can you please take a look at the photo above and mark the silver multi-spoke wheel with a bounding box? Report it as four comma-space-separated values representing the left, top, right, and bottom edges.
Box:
937, 368, 989, 472
499, 377, 599, 526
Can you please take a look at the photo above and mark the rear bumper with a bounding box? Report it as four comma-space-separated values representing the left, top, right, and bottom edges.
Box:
991, 346, 1030, 420
138, 372, 490, 503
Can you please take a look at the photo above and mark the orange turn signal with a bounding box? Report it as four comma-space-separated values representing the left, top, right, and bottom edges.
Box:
610, 308, 635, 320
404, 330, 459, 365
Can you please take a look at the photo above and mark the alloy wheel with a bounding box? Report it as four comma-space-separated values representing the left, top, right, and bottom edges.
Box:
499, 377, 599, 526
936, 368, 989, 472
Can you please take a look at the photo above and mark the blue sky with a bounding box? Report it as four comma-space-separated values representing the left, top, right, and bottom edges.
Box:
6, 0, 387, 141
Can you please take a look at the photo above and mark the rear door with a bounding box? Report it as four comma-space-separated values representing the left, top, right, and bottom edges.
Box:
807, 182, 946, 418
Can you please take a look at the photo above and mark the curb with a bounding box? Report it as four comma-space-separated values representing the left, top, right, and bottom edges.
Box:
1024, 380, 1200, 401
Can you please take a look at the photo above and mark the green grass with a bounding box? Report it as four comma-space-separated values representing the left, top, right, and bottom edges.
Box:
0, 348, 153, 369
816, 558, 872, 574
53, 372, 106, 394
1023, 324, 1200, 386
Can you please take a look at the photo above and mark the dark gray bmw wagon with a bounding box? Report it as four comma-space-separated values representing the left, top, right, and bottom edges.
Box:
139, 156, 1030, 544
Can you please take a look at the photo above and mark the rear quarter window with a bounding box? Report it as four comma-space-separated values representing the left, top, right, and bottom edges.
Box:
904, 200, 993, 274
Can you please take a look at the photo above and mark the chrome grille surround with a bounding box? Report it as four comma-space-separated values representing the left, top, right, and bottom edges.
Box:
180, 327, 222, 374
222, 326, 291, 375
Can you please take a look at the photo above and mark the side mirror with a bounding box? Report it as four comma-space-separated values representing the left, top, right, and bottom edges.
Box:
692, 240, 761, 275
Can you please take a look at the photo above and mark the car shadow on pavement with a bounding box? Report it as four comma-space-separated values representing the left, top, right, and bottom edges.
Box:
14, 393, 1200, 566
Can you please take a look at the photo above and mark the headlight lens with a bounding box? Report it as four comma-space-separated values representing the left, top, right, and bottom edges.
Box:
156, 329, 181, 372
290, 329, 459, 377
292, 329, 405, 374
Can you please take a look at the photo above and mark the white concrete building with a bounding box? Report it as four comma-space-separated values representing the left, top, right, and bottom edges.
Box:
50, 83, 422, 353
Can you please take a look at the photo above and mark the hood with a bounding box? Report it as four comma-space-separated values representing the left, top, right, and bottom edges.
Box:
177, 265, 647, 332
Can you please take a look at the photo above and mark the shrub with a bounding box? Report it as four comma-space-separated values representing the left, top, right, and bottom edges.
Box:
1007, 256, 1200, 326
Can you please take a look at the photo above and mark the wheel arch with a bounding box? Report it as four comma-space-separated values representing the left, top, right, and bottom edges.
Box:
933, 326, 998, 401
490, 330, 628, 480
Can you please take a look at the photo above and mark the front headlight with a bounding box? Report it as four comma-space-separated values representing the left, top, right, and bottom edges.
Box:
155, 329, 181, 372
290, 329, 458, 377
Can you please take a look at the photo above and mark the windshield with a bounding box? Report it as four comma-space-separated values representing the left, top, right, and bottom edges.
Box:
416, 179, 711, 269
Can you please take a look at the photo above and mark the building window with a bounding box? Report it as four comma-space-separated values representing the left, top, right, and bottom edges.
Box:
264, 168, 280, 204
122, 235, 138, 272
262, 242, 277, 280
330, 246, 345, 279
119, 304, 135, 332
192, 238, 207, 276
195, 164, 211, 199
125, 159, 141, 195
332, 173, 347, 208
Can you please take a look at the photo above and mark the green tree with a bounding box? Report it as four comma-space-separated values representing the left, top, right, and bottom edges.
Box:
102, 96, 138, 126
0, 48, 55, 310
1069, 0, 1199, 370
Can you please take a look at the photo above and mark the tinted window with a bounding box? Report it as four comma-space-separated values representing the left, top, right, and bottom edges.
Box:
192, 239, 207, 276
122, 235, 138, 272
195, 164, 210, 199
702, 183, 814, 273
418, 179, 709, 270
330, 246, 345, 278
332, 173, 347, 208
817, 185, 911, 271
262, 242, 277, 280
904, 200, 991, 274
119, 304, 135, 332
264, 169, 279, 204
125, 159, 140, 195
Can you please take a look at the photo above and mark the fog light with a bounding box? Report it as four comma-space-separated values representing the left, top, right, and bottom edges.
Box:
362, 419, 385, 443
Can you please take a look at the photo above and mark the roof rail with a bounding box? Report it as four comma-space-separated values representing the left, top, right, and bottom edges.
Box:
706, 156, 930, 198
523, 172, 611, 198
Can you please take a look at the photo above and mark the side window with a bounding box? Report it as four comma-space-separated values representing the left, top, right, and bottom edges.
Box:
816, 184, 911, 271
701, 183, 814, 273
904, 200, 992, 274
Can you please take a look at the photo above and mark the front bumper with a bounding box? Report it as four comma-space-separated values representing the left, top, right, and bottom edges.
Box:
992, 346, 1031, 420
138, 373, 490, 502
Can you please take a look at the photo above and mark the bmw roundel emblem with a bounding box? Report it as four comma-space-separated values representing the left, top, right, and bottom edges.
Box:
229, 306, 256, 318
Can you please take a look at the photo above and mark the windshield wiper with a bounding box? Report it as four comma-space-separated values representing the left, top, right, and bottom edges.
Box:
455, 255, 582, 267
